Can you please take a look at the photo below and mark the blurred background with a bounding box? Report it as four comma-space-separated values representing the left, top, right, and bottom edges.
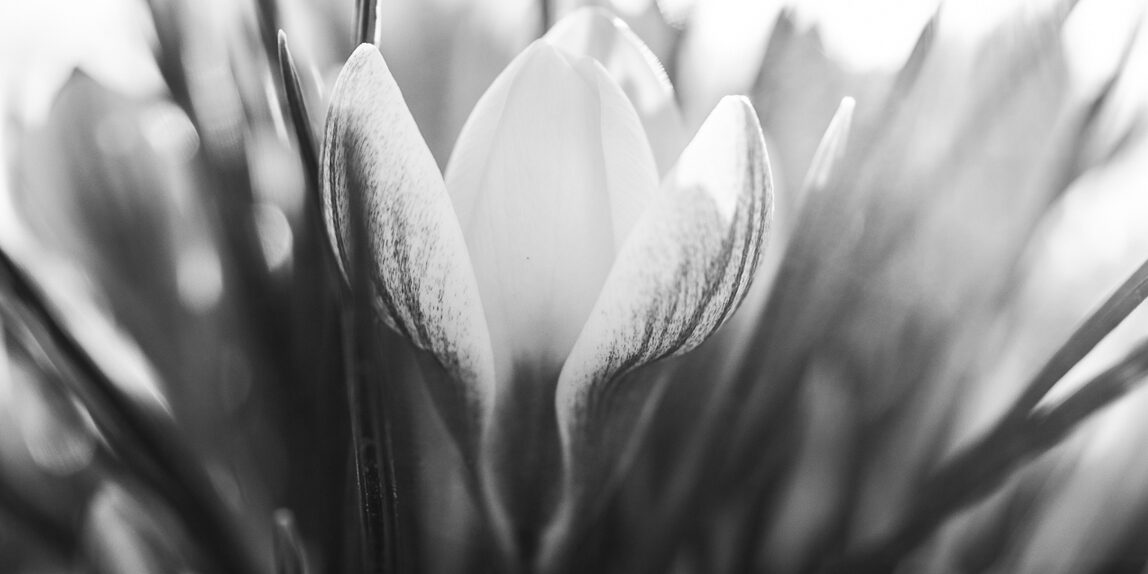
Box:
1, 0, 1148, 573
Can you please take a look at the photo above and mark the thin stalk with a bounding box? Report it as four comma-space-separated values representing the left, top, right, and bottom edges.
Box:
355, 0, 377, 45
342, 152, 394, 574
375, 333, 422, 574
819, 252, 1148, 572
341, 298, 389, 574
1004, 257, 1148, 423
276, 29, 331, 283
276, 31, 321, 225
825, 339, 1148, 573
1029, 339, 1148, 443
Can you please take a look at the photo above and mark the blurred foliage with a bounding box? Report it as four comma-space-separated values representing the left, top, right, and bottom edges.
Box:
0, 0, 1147, 573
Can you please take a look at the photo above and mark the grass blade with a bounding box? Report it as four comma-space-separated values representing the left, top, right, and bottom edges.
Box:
276, 31, 320, 204
1006, 257, 1148, 422
825, 334, 1148, 572
341, 149, 393, 574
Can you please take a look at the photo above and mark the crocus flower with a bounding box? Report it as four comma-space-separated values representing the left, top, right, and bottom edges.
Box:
319, 7, 773, 564
13, 0, 1148, 573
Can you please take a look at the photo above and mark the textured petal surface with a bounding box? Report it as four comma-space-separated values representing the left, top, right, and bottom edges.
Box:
555, 95, 772, 475
445, 41, 660, 387
320, 44, 495, 435
545, 7, 688, 176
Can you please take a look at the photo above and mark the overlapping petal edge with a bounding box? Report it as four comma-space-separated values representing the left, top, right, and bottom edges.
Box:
318, 7, 775, 558
549, 97, 772, 549
319, 44, 496, 453
556, 95, 772, 453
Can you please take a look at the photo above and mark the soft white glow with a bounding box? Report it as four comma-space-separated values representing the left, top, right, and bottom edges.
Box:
177, 241, 224, 312
676, 0, 780, 125
1063, 0, 1146, 95
140, 102, 200, 164
788, 0, 941, 72
613, 0, 656, 18
254, 203, 294, 272
447, 42, 659, 380
0, 0, 162, 124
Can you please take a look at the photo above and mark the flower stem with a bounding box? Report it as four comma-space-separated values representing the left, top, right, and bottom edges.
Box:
341, 271, 391, 574
340, 146, 401, 574
355, 0, 377, 45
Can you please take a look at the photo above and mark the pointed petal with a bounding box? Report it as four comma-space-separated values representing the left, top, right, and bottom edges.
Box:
800, 96, 855, 205
445, 41, 660, 384
320, 45, 495, 442
554, 95, 773, 515
545, 7, 688, 176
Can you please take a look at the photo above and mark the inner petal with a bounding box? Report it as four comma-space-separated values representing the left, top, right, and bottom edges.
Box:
445, 42, 658, 383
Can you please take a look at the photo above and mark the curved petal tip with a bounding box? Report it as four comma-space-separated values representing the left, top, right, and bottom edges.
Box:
320, 43, 496, 441
555, 91, 773, 473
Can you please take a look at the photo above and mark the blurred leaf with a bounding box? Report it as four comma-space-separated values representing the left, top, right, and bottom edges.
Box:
272, 509, 310, 574
82, 483, 191, 574
0, 247, 261, 574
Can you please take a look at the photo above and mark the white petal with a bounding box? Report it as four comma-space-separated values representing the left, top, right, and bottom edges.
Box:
545, 7, 688, 176
445, 41, 660, 385
554, 95, 773, 497
320, 45, 495, 441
